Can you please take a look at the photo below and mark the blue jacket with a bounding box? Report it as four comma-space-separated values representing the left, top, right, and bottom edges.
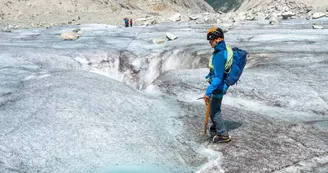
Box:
205, 41, 229, 97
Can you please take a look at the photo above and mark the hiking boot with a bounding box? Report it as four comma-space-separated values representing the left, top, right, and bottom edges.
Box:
213, 134, 231, 143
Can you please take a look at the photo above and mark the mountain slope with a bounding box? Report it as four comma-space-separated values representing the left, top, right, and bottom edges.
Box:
0, 0, 214, 29
207, 0, 328, 12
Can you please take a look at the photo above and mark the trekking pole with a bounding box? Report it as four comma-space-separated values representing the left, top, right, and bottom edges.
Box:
204, 99, 210, 135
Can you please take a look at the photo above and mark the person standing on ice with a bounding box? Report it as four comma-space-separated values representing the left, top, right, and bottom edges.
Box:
204, 27, 232, 143
124, 17, 129, 27
129, 18, 133, 27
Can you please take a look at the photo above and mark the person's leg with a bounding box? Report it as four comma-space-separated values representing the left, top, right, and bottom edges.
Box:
210, 97, 227, 135
208, 98, 216, 136
211, 96, 231, 143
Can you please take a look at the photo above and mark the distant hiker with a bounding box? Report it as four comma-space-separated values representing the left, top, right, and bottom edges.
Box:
124, 18, 129, 27
129, 19, 133, 27
204, 27, 232, 143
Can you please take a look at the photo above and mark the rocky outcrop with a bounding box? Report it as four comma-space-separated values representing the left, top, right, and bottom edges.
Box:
0, 0, 214, 30
209, 0, 327, 13
240, 0, 313, 20
205, 0, 327, 23
191, 0, 328, 27
2, 0, 328, 30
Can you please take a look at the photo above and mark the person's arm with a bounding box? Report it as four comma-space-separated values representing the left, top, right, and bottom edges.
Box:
205, 51, 226, 96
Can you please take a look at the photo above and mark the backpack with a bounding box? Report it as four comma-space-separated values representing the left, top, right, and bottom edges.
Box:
225, 47, 248, 86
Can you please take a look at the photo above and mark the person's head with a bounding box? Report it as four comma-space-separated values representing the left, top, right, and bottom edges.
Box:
207, 27, 224, 48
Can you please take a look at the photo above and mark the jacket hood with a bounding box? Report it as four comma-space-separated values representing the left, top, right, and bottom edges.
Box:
214, 40, 226, 52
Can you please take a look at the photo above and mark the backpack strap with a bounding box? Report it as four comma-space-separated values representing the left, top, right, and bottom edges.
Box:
208, 53, 214, 70
209, 45, 233, 72
224, 45, 233, 73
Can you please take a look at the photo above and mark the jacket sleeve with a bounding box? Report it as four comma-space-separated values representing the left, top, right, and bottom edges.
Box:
205, 70, 213, 81
205, 51, 226, 96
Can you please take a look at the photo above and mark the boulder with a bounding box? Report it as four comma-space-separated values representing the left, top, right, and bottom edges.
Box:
196, 17, 205, 24
204, 16, 209, 22
136, 18, 147, 22
143, 20, 157, 26
269, 16, 281, 25
153, 38, 165, 44
60, 32, 80, 40
220, 14, 233, 22
275, 5, 284, 12
234, 12, 246, 22
255, 12, 266, 20
312, 25, 324, 29
281, 12, 296, 19
199, 13, 219, 24
1, 28, 11, 32
169, 13, 181, 22
72, 28, 81, 33
166, 32, 177, 41
306, 5, 313, 13
189, 15, 198, 20
246, 14, 256, 21
312, 12, 326, 19
180, 15, 189, 22
308, 11, 314, 18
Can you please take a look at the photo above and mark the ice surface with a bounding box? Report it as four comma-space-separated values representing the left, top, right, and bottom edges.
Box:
1, 19, 328, 172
